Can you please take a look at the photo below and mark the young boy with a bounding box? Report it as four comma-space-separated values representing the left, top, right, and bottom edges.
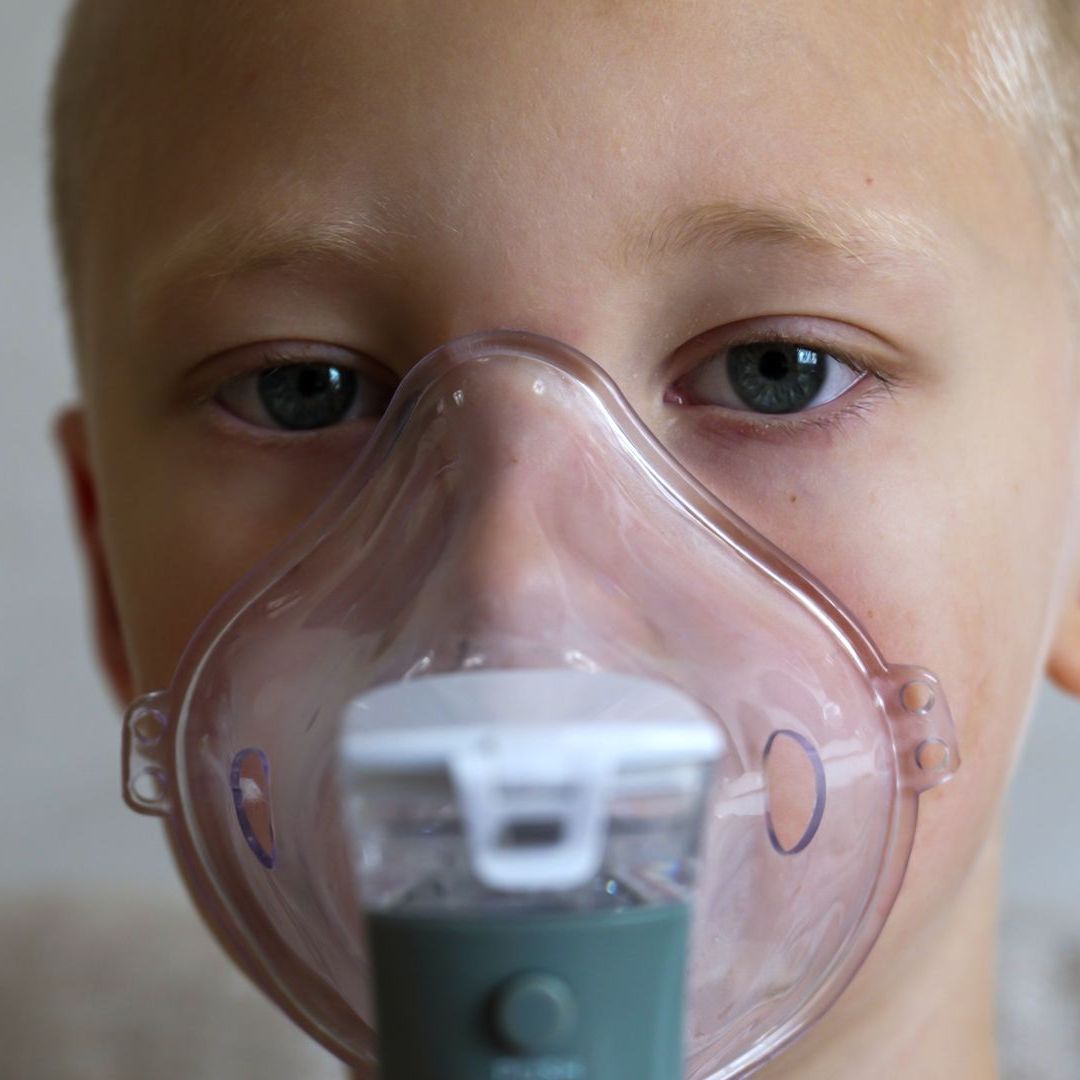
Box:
47, 0, 1080, 1076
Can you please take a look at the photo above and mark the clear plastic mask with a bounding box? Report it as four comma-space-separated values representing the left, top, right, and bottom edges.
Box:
123, 329, 959, 1078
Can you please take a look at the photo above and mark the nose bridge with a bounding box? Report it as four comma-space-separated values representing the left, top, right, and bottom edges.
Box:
455, 466, 565, 635
363, 338, 671, 671
437, 355, 587, 633
433, 346, 584, 462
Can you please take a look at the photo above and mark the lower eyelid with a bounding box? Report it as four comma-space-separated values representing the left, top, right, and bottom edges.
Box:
692, 375, 893, 444
204, 397, 386, 452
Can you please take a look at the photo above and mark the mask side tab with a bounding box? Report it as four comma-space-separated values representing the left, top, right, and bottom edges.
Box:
875, 665, 960, 794
123, 690, 174, 815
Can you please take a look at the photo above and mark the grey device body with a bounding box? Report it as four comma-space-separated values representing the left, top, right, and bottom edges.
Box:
342, 672, 719, 1080
368, 901, 689, 1080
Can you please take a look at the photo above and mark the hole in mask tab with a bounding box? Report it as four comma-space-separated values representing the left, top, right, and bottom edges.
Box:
915, 737, 951, 774
230, 748, 276, 869
131, 709, 166, 746
899, 680, 936, 715
763, 729, 827, 856
130, 767, 166, 805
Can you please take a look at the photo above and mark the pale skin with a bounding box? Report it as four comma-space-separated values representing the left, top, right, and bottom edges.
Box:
53, 0, 1080, 1077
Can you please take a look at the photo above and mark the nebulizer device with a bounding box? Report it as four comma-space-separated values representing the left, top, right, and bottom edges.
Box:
121, 330, 959, 1079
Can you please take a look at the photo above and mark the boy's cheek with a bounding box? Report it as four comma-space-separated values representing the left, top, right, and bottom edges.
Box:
98, 446, 360, 692
741, 344, 1074, 913
850, 462, 1065, 911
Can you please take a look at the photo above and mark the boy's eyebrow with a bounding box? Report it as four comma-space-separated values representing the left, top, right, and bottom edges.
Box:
131, 209, 411, 310
132, 196, 943, 317
614, 199, 942, 273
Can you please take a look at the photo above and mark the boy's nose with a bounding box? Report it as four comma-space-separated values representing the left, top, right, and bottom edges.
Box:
375, 344, 668, 667
449, 478, 577, 651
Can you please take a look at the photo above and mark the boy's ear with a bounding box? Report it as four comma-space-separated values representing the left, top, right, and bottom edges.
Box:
53, 406, 135, 707
1047, 567, 1080, 697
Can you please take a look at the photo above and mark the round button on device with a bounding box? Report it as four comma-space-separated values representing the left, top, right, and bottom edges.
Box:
490, 971, 578, 1055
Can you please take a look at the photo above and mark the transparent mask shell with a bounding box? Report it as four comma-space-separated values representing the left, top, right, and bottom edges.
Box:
123, 330, 959, 1079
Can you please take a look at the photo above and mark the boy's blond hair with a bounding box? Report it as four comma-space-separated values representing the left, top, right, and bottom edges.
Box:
970, 0, 1079, 274
47, 0, 1080, 337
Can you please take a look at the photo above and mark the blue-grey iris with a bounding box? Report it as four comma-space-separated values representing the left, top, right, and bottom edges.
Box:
258, 364, 360, 430
727, 344, 827, 414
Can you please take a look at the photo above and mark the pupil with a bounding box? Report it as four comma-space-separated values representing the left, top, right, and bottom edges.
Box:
759, 350, 790, 381
297, 367, 328, 397
727, 343, 827, 415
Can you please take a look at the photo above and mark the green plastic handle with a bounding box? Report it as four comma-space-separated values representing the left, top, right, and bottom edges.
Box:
368, 902, 689, 1080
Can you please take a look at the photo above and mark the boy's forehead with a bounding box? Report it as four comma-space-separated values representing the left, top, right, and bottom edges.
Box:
77, 0, 1038, 351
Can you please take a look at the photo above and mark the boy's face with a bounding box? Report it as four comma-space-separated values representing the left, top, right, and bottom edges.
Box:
59, 0, 1080, 1068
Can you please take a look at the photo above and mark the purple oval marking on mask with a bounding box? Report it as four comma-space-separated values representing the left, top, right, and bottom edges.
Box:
764, 728, 827, 856
230, 747, 276, 869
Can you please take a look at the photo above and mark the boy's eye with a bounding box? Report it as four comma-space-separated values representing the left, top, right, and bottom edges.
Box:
217, 361, 396, 431
670, 342, 863, 415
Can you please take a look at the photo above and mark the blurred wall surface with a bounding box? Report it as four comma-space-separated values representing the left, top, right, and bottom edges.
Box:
1, 2, 1077, 1079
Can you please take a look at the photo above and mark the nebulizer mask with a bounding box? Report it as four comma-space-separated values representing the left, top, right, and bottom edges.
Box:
122, 330, 959, 1079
